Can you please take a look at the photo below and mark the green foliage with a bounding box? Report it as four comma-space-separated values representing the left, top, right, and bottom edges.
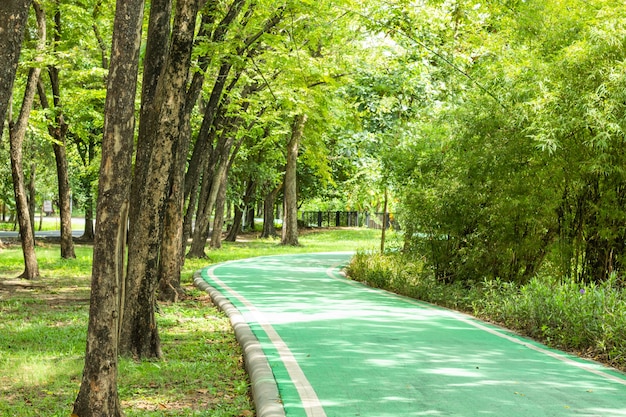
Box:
368, 0, 626, 284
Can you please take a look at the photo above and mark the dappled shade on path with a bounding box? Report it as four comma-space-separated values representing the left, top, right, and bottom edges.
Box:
200, 253, 626, 417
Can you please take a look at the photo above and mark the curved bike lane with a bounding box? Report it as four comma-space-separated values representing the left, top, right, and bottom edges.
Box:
196, 252, 626, 417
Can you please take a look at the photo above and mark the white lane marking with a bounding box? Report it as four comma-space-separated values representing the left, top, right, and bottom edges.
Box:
325, 260, 626, 387
207, 262, 327, 417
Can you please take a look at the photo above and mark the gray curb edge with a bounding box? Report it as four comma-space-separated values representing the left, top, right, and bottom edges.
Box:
193, 270, 286, 417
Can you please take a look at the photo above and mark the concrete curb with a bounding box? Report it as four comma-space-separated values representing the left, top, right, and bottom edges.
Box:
194, 270, 286, 417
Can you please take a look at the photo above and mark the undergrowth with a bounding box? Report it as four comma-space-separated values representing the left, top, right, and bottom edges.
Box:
347, 250, 626, 371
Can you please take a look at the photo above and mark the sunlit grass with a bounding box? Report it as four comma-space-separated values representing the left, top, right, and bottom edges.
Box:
0, 217, 89, 232
0, 227, 381, 416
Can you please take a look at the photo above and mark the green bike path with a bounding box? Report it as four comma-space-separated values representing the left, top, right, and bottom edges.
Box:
195, 252, 626, 417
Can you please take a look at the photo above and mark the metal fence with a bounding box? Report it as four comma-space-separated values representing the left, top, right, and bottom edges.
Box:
299, 211, 395, 230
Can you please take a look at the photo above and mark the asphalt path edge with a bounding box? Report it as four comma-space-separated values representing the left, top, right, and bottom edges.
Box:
194, 269, 286, 417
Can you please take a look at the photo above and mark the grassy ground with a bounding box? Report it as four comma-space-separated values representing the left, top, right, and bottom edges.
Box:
0, 215, 89, 232
0, 228, 381, 417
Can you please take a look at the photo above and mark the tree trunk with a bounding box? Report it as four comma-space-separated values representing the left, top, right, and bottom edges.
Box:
281, 114, 307, 246
209, 114, 251, 249
0, 0, 33, 142
50, 6, 75, 258
210, 175, 228, 249
158, 190, 186, 302
72, 0, 144, 413
187, 115, 225, 258
121, 0, 202, 357
381, 186, 388, 254
186, 61, 250, 258
226, 180, 256, 241
261, 183, 281, 238
8, 1, 45, 279
120, 0, 171, 359
37, 59, 76, 258
77, 138, 96, 240
28, 163, 36, 237
226, 205, 243, 242
156, 4, 222, 302
52, 127, 75, 258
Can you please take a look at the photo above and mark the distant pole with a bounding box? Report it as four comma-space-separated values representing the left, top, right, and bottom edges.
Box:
381, 186, 388, 254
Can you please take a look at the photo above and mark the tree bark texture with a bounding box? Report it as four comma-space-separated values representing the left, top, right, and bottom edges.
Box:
8, 1, 45, 279
282, 114, 307, 246
210, 174, 228, 249
226, 180, 256, 242
50, 5, 75, 258
28, 163, 36, 239
122, 0, 202, 356
120, 0, 171, 359
156, 3, 224, 302
226, 205, 244, 242
77, 138, 96, 240
0, 0, 33, 142
209, 109, 251, 249
72, 0, 145, 414
261, 183, 281, 238
38, 67, 76, 258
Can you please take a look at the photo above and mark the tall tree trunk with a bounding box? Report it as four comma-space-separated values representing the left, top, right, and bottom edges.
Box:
120, 0, 171, 359
226, 180, 256, 241
210, 174, 228, 249
8, 1, 45, 279
72, 0, 144, 413
0, 0, 33, 142
281, 114, 307, 246
180, 1, 244, 256
261, 183, 281, 238
28, 163, 36, 237
380, 186, 388, 254
209, 113, 251, 249
49, 4, 75, 258
37, 66, 76, 257
121, 0, 202, 357
157, 4, 224, 302
77, 138, 96, 240
226, 205, 244, 242
52, 131, 75, 258
187, 115, 224, 258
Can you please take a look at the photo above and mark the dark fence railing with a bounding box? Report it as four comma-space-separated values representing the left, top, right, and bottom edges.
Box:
299, 211, 396, 230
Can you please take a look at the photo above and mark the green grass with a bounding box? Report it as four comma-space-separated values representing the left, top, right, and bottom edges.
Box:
0, 228, 381, 416
0, 217, 89, 232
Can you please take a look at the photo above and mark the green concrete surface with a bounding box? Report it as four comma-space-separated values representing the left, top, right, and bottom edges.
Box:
200, 252, 626, 417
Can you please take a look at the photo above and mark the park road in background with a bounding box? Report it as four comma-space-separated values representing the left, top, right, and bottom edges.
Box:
197, 252, 626, 417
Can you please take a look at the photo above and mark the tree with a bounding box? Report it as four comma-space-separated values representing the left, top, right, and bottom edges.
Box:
121, 0, 203, 358
281, 114, 307, 245
8, 1, 45, 280
37, 0, 75, 259
72, 0, 144, 413
357, 0, 626, 285
0, 0, 33, 141
185, 2, 286, 258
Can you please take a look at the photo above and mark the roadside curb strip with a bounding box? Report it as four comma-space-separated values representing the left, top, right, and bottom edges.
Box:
194, 270, 286, 417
